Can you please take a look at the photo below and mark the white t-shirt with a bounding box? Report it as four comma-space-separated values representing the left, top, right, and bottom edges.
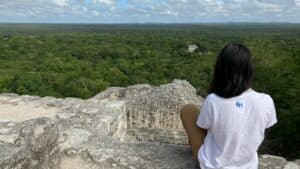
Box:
197, 88, 277, 169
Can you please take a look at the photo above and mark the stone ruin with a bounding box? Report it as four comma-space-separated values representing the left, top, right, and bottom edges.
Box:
0, 80, 298, 169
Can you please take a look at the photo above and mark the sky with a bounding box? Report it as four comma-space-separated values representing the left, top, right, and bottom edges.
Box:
0, 0, 299, 23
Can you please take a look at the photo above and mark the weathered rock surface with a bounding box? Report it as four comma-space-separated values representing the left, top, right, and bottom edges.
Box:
0, 80, 298, 169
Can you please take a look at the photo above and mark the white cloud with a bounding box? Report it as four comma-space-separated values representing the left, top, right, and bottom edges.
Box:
83, 7, 88, 12
0, 0, 299, 22
92, 10, 101, 16
94, 0, 116, 6
52, 0, 69, 7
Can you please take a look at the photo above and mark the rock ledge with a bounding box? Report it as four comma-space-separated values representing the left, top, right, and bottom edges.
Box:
0, 80, 298, 169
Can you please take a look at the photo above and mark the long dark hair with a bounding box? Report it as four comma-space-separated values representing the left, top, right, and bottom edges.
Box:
208, 43, 253, 98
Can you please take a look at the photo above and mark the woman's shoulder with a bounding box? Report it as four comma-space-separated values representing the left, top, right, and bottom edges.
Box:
204, 93, 218, 103
204, 88, 274, 103
250, 89, 274, 101
241, 89, 275, 108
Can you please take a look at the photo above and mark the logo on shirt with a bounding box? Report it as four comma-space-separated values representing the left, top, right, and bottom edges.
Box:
235, 101, 243, 108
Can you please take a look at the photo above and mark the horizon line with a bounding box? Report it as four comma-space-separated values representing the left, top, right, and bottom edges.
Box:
0, 21, 300, 25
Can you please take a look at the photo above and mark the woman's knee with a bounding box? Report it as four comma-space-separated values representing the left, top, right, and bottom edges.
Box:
180, 103, 199, 119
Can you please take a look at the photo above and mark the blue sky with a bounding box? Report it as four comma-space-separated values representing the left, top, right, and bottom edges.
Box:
0, 0, 299, 23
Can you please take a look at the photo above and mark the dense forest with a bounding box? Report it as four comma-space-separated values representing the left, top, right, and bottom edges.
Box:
0, 23, 299, 159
